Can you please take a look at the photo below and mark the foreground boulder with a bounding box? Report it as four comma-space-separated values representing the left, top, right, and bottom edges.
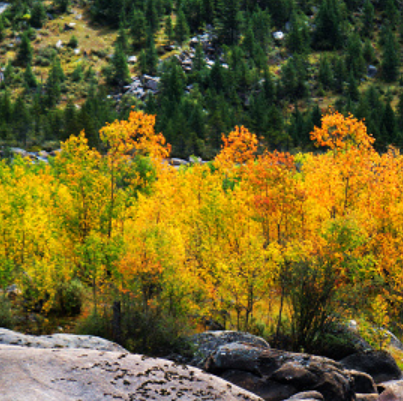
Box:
0, 344, 263, 401
0, 327, 126, 352
378, 380, 403, 400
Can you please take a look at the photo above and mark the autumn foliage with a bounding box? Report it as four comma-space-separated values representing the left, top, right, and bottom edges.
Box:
2, 110, 403, 351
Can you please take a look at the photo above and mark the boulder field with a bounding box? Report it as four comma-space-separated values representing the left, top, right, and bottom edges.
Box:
1, 328, 403, 401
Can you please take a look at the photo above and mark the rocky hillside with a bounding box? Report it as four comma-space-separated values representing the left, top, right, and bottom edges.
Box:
1, 328, 403, 401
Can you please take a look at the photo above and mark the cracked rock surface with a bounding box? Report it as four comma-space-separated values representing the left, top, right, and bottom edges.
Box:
0, 344, 263, 401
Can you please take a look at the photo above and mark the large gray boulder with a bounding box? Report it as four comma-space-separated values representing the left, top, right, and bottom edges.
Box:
341, 351, 402, 384
198, 335, 354, 401
189, 330, 270, 368
0, 327, 126, 352
0, 344, 263, 401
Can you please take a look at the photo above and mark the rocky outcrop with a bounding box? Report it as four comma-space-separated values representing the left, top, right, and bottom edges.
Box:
340, 351, 402, 383
187, 331, 399, 401
189, 330, 270, 368
0, 344, 263, 401
0, 327, 126, 352
189, 331, 354, 401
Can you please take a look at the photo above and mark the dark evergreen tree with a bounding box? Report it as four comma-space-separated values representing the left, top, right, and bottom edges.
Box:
145, 29, 158, 75
0, 16, 5, 42
380, 101, 397, 148
16, 32, 33, 67
347, 70, 360, 102
111, 43, 130, 85
363, 39, 376, 64
24, 63, 37, 88
313, 0, 343, 50
165, 15, 174, 44
385, 0, 398, 28
30, 1, 47, 28
318, 55, 334, 90
145, 0, 159, 33
64, 99, 79, 140
333, 55, 347, 94
55, 0, 69, 13
286, 11, 310, 53
116, 22, 129, 53
345, 33, 366, 80
250, 7, 271, 49
12, 94, 31, 146
130, 9, 146, 48
266, 0, 293, 27
214, 0, 242, 45
174, 7, 190, 45
382, 29, 399, 82
362, 0, 375, 37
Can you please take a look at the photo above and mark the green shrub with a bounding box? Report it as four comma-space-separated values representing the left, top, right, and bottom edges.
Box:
68, 35, 78, 49
54, 278, 85, 317
0, 298, 13, 329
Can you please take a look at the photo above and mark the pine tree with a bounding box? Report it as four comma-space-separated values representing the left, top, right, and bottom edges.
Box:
131, 9, 146, 48
362, 0, 375, 37
266, 0, 293, 28
385, 0, 398, 28
214, 0, 242, 45
363, 39, 376, 64
138, 49, 147, 74
24, 63, 37, 88
287, 11, 310, 53
174, 8, 190, 45
30, 1, 47, 29
145, 0, 159, 33
250, 7, 271, 50
318, 55, 334, 90
380, 101, 397, 148
0, 16, 5, 42
333, 55, 347, 94
116, 22, 129, 53
111, 43, 130, 85
313, 0, 343, 50
12, 94, 31, 146
345, 33, 366, 80
145, 29, 158, 75
347, 70, 360, 102
64, 99, 79, 140
382, 29, 399, 82
16, 32, 33, 67
165, 15, 174, 44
